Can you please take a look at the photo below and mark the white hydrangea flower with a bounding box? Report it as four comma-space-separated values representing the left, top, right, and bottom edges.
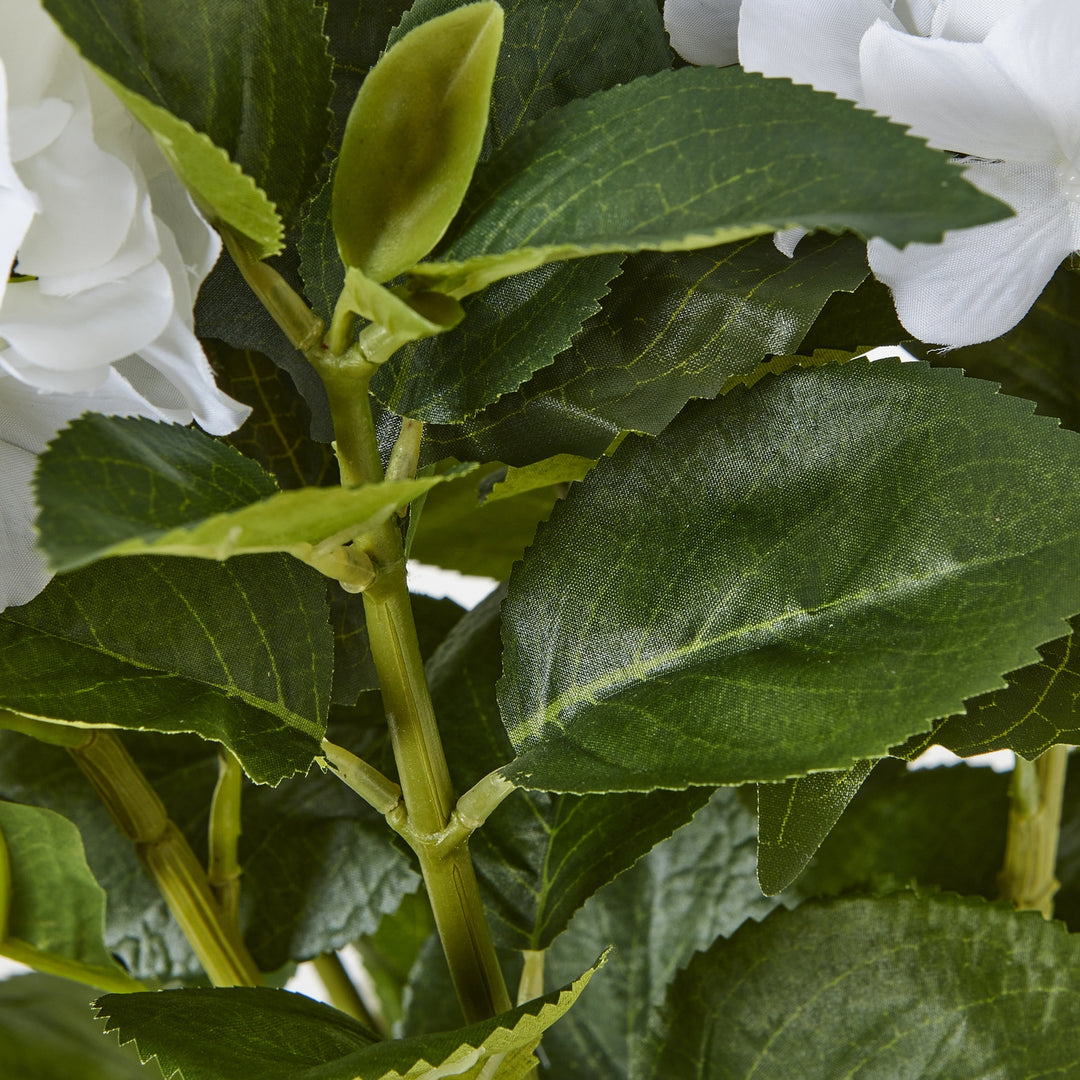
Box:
0, 0, 249, 611
664, 0, 1080, 348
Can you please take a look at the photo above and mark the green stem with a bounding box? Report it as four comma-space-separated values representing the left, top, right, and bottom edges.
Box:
999, 744, 1070, 918
321, 739, 402, 816
0, 710, 93, 748
517, 950, 545, 1006
70, 732, 260, 986
312, 952, 383, 1033
208, 748, 244, 928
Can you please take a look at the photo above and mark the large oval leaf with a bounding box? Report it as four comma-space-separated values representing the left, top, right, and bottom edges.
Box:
499, 359, 1080, 792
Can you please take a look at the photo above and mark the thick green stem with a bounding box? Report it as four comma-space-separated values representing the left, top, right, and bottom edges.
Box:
70, 732, 260, 986
313, 952, 383, 1033
208, 748, 244, 928
999, 744, 1070, 918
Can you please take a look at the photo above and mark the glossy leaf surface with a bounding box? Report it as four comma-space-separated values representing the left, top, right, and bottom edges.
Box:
0, 556, 330, 785
755, 760, 874, 895
499, 360, 1080, 792
43, 0, 332, 231
96, 956, 604, 1080
333, 2, 503, 282
427, 591, 710, 949
413, 68, 1007, 296
650, 893, 1080, 1079
419, 233, 870, 467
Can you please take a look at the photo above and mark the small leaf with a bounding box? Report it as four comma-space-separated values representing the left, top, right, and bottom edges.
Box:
333, 1, 504, 282
418, 233, 870, 468
649, 893, 1080, 1079
0, 555, 330, 785
499, 360, 1080, 793
412, 67, 1007, 297
35, 415, 454, 572
95, 955, 605, 1080
338, 268, 465, 339
486, 455, 595, 503
755, 760, 874, 896
0, 802, 140, 993
0, 973, 159, 1080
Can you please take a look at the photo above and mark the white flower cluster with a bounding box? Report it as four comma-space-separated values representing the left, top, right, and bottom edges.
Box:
664, 0, 1080, 348
0, 0, 248, 610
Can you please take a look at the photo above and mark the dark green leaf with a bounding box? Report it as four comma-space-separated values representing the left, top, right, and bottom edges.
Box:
43, 0, 332, 228
414, 68, 1007, 296
899, 620, 1080, 762
799, 276, 910, 355
499, 360, 1080, 793
96, 958, 604, 1080
0, 802, 139, 992
0, 724, 418, 981
0, 974, 159, 1080
650, 892, 1080, 1079
755, 760, 874, 896
206, 342, 338, 490
0, 555, 330, 785
419, 233, 870, 468
428, 591, 710, 950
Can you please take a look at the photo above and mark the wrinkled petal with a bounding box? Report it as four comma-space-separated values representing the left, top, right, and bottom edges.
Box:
859, 19, 1057, 161
0, 61, 37, 312
8, 97, 70, 161
983, 0, 1080, 165
931, 0, 1027, 42
0, 261, 173, 381
0, 0, 71, 108
868, 162, 1080, 346
739, 0, 901, 101
664, 0, 741, 67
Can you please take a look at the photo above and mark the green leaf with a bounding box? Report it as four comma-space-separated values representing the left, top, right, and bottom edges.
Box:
337, 268, 466, 339
499, 360, 1080, 793
96, 956, 605, 1080
35, 415, 453, 572
799, 276, 910, 355
755, 760, 875, 896
0, 555, 330, 785
543, 787, 785, 1079
649, 892, 1080, 1079
0, 802, 140, 993
43, 0, 333, 229
0, 725, 419, 980
333, 2, 504, 282
0, 973, 160, 1080
418, 232, 871, 468
898, 619, 1080, 762
412, 67, 1008, 297
427, 591, 711, 949
206, 342, 339, 490
93, 75, 284, 257
486, 455, 595, 503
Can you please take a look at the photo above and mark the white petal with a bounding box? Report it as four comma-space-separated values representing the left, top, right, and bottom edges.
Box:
983, 0, 1080, 164
774, 227, 807, 257
0, 261, 173, 381
13, 94, 137, 278
738, 0, 901, 101
859, 20, 1054, 162
8, 98, 70, 162
0, 0, 71, 109
664, 0, 741, 67
931, 0, 1026, 42
0, 60, 38, 312
868, 162, 1079, 346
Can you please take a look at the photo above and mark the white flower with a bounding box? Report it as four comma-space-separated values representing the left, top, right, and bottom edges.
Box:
664, 0, 1080, 348
0, 0, 249, 611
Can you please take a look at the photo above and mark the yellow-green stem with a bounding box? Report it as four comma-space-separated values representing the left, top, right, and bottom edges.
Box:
313, 951, 383, 1033
999, 744, 1070, 918
70, 732, 259, 986
208, 748, 244, 928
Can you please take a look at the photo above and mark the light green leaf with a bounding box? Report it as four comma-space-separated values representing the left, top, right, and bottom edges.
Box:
35, 415, 453, 573
333, 2, 504, 282
0, 973, 159, 1080
95, 955, 605, 1080
0, 802, 141, 993
338, 268, 466, 339
649, 893, 1080, 1079
427, 591, 711, 950
0, 724, 419, 981
43, 0, 333, 229
0, 555, 330, 786
418, 232, 870, 468
412, 67, 1007, 297
485, 455, 594, 503
499, 360, 1080, 793
755, 760, 875, 896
